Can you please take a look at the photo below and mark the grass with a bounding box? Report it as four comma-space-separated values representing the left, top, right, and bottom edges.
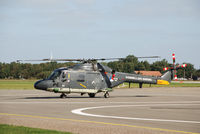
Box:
0, 79, 36, 89
0, 79, 200, 90
0, 124, 72, 134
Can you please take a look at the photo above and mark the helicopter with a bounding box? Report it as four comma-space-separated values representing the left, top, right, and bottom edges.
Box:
18, 54, 187, 98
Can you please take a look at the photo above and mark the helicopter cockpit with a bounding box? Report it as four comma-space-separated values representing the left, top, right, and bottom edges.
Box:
48, 70, 61, 80
47, 68, 68, 80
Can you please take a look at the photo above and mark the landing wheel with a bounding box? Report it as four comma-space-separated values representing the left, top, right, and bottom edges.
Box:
88, 93, 96, 98
60, 93, 67, 98
104, 92, 109, 98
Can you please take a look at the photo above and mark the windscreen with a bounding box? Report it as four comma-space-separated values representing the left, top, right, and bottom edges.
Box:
48, 70, 61, 80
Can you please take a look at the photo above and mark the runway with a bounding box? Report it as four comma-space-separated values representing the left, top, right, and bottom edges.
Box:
0, 87, 200, 134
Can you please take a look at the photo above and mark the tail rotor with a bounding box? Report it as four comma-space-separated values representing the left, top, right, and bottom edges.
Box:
163, 53, 187, 81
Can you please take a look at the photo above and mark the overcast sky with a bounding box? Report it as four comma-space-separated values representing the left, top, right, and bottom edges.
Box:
0, 0, 200, 69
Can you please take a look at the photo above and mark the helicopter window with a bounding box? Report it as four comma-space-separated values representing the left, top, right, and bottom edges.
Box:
61, 72, 66, 78
48, 70, 61, 80
77, 74, 85, 82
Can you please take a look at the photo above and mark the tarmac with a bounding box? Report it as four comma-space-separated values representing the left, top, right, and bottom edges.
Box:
0, 87, 200, 134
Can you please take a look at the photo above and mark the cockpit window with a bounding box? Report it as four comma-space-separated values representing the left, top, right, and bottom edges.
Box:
48, 70, 61, 80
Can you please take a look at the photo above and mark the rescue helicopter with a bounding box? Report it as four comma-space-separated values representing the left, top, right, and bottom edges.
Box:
17, 54, 187, 98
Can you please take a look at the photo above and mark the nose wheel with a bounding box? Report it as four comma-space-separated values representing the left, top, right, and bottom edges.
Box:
60, 93, 67, 98
104, 92, 110, 98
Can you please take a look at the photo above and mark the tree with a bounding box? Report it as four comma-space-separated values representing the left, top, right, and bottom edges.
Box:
0, 56, 198, 80
193, 69, 200, 80
142, 61, 151, 71
123, 55, 138, 64
0, 63, 4, 78
177, 63, 195, 79
123, 62, 135, 73
150, 59, 169, 73
135, 62, 145, 71
195, 69, 200, 77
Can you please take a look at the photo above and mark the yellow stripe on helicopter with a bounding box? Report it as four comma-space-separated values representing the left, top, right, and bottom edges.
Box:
80, 83, 87, 88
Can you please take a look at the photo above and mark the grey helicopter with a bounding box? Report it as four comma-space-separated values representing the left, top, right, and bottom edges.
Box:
18, 54, 186, 98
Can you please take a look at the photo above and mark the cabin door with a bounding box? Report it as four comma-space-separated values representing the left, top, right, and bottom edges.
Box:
60, 71, 70, 89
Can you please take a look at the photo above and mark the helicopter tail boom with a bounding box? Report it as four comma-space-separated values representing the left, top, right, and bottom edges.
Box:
111, 70, 172, 88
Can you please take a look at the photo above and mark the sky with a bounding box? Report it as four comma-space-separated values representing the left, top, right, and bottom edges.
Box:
0, 0, 200, 69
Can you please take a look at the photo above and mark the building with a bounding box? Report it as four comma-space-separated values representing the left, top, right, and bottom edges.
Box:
135, 71, 162, 77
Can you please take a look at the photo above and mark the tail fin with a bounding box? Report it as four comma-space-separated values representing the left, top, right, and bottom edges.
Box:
161, 71, 172, 83
157, 71, 172, 85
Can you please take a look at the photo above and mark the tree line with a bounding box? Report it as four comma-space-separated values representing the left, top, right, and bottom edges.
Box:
0, 55, 199, 80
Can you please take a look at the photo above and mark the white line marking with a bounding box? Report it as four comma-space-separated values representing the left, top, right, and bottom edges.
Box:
0, 101, 200, 104
0, 102, 68, 104
72, 104, 200, 124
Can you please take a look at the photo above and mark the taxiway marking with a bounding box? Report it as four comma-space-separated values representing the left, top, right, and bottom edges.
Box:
72, 103, 200, 124
0, 101, 200, 104
0, 113, 199, 134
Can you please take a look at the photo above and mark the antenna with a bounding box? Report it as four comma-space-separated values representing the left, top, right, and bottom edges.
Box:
49, 51, 53, 62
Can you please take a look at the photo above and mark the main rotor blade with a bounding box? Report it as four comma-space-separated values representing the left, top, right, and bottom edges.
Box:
93, 56, 160, 61
16, 59, 46, 62
43, 59, 83, 61
17, 59, 84, 62
16, 56, 160, 63
136, 56, 160, 58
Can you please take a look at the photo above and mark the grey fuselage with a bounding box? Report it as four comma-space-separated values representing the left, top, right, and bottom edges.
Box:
34, 63, 169, 95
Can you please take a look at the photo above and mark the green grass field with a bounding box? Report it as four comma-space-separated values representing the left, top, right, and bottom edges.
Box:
0, 124, 72, 134
0, 80, 36, 89
0, 79, 200, 90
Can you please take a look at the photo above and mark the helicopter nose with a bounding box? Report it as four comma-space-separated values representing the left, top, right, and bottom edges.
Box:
34, 80, 53, 90
34, 80, 46, 90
